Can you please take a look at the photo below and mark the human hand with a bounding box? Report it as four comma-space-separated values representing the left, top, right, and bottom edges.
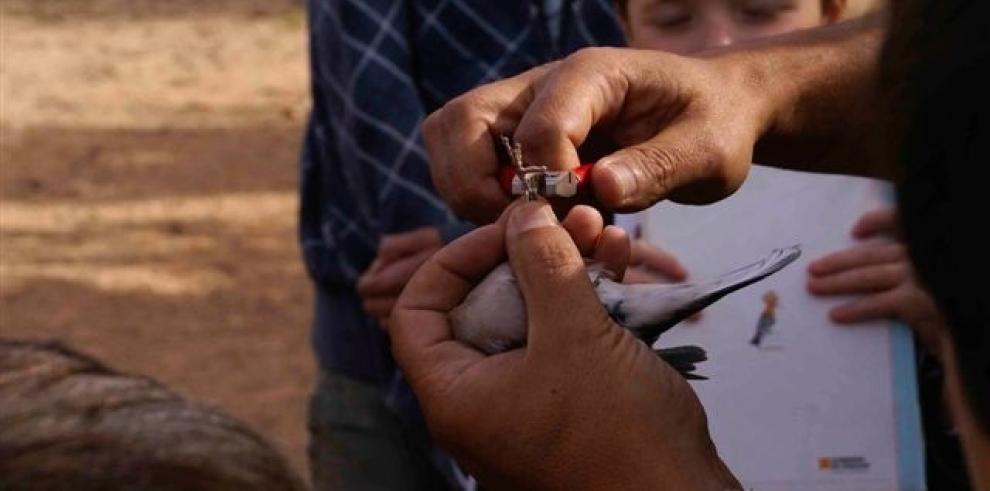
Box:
357, 227, 443, 329
390, 201, 740, 490
625, 239, 689, 284
424, 19, 886, 224
808, 208, 945, 356
423, 48, 769, 223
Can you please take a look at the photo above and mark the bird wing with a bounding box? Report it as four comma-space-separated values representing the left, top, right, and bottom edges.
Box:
606, 245, 802, 344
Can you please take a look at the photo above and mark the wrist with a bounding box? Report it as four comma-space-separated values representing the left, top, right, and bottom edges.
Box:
704, 50, 785, 152
645, 445, 742, 491
702, 15, 887, 176
582, 437, 741, 491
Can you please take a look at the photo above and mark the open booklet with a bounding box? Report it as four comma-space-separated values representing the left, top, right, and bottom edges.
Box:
618, 165, 925, 491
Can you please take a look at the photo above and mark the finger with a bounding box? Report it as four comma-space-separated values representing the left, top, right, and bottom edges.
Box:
504, 201, 614, 353
357, 247, 439, 296
631, 239, 688, 281
510, 202, 630, 278
423, 67, 547, 223
807, 263, 908, 295
560, 205, 605, 256
377, 227, 442, 263
513, 50, 625, 173
514, 47, 701, 174
807, 242, 906, 276
394, 224, 505, 313
623, 266, 661, 285
390, 224, 506, 384
829, 290, 903, 324
851, 208, 899, 239
390, 309, 485, 398
831, 285, 944, 359
592, 225, 631, 280
593, 118, 751, 211
362, 296, 398, 322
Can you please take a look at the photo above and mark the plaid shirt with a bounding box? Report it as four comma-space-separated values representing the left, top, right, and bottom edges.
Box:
300, 0, 624, 384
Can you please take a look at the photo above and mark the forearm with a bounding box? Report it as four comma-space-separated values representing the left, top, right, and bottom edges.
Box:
712, 12, 890, 178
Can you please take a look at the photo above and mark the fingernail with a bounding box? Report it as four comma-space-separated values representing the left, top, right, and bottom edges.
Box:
614, 165, 636, 197
507, 202, 557, 239
599, 161, 636, 206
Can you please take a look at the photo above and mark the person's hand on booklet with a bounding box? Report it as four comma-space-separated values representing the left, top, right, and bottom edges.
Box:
625, 239, 688, 284
624, 239, 705, 322
807, 208, 945, 357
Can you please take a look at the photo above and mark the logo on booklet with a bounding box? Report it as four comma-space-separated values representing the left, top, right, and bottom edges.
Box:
818, 456, 871, 472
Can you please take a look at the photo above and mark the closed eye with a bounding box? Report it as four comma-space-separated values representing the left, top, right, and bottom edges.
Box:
736, 0, 797, 24
648, 3, 693, 30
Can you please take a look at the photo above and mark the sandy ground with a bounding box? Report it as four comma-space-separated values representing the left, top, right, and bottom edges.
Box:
2, 0, 315, 478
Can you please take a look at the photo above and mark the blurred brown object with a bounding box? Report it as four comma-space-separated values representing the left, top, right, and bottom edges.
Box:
1, 0, 314, 476
0, 339, 308, 491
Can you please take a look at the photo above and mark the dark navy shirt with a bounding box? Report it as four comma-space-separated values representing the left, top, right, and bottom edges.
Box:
300, 0, 624, 386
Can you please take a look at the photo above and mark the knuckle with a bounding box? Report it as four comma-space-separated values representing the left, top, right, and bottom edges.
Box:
443, 93, 476, 123
422, 111, 442, 140
446, 187, 472, 215
567, 46, 611, 68
698, 132, 737, 179
514, 120, 567, 159
378, 235, 398, 250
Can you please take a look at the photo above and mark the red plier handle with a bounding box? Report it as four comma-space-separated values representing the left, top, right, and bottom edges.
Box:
499, 163, 596, 199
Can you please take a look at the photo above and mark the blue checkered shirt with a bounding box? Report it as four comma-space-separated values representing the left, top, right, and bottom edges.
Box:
300, 0, 624, 385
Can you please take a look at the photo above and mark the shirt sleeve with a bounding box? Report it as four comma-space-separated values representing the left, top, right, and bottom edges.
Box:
300, 0, 471, 288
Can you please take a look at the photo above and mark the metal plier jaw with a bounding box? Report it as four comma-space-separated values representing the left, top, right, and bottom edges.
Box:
498, 135, 594, 200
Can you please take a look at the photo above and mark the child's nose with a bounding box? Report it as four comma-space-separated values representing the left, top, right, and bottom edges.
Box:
700, 19, 736, 49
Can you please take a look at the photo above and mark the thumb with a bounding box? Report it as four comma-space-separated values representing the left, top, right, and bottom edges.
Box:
504, 201, 613, 352
593, 121, 751, 211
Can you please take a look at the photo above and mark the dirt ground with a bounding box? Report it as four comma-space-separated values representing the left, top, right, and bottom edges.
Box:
2, 0, 315, 478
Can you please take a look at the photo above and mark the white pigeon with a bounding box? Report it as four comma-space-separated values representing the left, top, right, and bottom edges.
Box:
450, 246, 802, 379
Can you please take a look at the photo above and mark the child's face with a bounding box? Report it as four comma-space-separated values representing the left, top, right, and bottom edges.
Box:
622, 0, 832, 54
